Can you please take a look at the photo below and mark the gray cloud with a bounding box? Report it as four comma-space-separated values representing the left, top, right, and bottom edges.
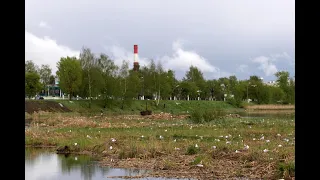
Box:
25, 0, 295, 81
237, 65, 249, 73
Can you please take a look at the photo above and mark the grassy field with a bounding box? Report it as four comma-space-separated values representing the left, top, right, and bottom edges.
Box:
25, 111, 295, 179
51, 99, 237, 115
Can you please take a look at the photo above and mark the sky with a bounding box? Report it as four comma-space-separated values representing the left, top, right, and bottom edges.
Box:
25, 0, 295, 81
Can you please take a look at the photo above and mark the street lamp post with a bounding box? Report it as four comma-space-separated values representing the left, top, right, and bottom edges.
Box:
196, 90, 202, 101
247, 83, 257, 103
173, 85, 179, 100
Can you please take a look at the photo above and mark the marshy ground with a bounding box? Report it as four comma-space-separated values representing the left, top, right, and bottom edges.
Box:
25, 109, 295, 179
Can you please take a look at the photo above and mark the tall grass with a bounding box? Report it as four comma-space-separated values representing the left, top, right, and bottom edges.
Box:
190, 108, 226, 124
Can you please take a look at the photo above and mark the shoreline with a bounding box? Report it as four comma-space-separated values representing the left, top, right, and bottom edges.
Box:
25, 112, 295, 179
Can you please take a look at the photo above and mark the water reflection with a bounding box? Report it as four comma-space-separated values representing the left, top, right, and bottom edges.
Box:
25, 148, 190, 180
237, 110, 295, 119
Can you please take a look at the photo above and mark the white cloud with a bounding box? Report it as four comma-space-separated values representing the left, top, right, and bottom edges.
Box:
252, 56, 278, 76
25, 31, 79, 74
237, 64, 248, 73
104, 40, 228, 79
270, 52, 295, 66
252, 52, 294, 76
39, 21, 51, 29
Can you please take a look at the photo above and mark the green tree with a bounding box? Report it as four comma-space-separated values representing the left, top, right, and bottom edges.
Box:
25, 72, 42, 99
56, 56, 82, 100
97, 53, 119, 108
25, 60, 39, 73
79, 47, 97, 107
184, 66, 206, 99
269, 86, 285, 103
118, 60, 131, 109
49, 75, 56, 85
275, 71, 294, 104
39, 64, 52, 85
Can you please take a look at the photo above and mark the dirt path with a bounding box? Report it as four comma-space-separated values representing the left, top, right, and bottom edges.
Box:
25, 100, 71, 114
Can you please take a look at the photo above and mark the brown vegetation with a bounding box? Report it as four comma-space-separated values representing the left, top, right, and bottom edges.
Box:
244, 104, 295, 110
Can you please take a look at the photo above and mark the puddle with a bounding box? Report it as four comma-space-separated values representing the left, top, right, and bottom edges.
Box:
25, 147, 191, 180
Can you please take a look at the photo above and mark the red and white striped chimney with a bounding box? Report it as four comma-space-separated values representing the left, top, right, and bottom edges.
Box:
134, 44, 138, 62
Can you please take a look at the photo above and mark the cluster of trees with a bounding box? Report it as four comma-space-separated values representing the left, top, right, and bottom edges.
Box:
25, 47, 295, 107
25, 61, 56, 99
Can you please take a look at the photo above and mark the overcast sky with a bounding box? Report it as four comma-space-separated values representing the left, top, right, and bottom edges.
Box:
25, 0, 295, 81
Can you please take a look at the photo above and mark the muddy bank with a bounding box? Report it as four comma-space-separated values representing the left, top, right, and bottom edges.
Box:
99, 153, 278, 179
25, 100, 72, 114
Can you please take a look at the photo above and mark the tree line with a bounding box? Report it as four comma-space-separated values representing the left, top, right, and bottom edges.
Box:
25, 47, 295, 107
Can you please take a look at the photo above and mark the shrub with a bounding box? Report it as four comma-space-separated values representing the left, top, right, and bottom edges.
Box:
186, 145, 199, 155
190, 108, 225, 124
277, 162, 295, 179
190, 109, 204, 124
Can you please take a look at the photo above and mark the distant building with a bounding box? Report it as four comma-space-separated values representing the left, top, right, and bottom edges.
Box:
264, 80, 278, 86
39, 76, 63, 97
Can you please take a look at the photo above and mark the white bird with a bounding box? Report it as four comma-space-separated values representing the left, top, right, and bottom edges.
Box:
141, 135, 144, 138
69, 130, 72, 132
260, 136, 264, 140
75, 157, 78, 161
215, 139, 220, 142
253, 138, 256, 141
226, 141, 231, 145
277, 134, 281, 137
219, 135, 223, 138
263, 149, 269, 153
266, 140, 270, 143
159, 135, 164, 139
165, 129, 167, 132
284, 138, 289, 142
74, 143, 77, 146
111, 138, 116, 142
87, 135, 92, 139
195, 144, 199, 148
244, 145, 249, 150
196, 161, 203, 167
173, 139, 177, 142
235, 150, 240, 153
174, 147, 180, 150
278, 144, 283, 147
109, 146, 113, 150
225, 136, 229, 139
212, 146, 217, 149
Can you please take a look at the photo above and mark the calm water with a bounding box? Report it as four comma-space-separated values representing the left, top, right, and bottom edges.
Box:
25, 148, 192, 180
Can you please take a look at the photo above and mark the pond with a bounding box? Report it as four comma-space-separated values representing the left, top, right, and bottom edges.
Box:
236, 110, 294, 119
25, 147, 193, 180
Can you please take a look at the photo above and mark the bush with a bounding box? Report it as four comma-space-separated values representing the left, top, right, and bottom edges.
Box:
190, 108, 225, 124
226, 97, 242, 107
186, 145, 199, 155
190, 109, 204, 124
277, 162, 295, 179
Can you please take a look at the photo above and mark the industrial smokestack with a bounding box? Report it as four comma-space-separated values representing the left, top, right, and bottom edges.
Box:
134, 45, 138, 62
133, 44, 140, 71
